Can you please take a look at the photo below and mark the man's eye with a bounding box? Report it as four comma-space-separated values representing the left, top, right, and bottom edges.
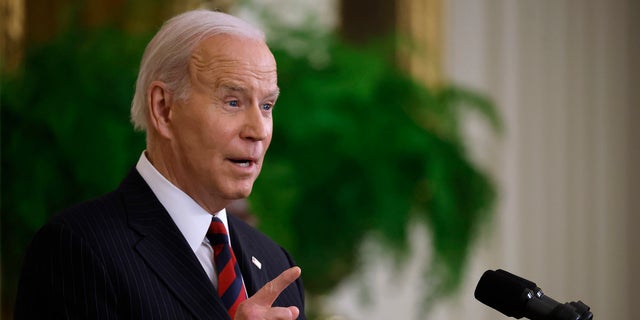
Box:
227, 100, 239, 107
261, 103, 273, 111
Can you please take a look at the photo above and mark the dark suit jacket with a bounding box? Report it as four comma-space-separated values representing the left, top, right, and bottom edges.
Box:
14, 168, 306, 319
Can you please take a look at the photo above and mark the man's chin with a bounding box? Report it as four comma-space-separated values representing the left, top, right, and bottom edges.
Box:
225, 187, 253, 201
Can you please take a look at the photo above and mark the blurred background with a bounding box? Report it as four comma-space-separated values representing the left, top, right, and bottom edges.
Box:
1, 0, 638, 319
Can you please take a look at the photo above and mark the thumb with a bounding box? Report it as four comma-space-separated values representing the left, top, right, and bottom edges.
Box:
289, 306, 300, 319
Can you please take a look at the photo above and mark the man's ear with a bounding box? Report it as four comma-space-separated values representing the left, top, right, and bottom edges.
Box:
147, 81, 173, 139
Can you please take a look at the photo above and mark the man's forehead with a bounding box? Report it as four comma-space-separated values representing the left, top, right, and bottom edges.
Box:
191, 34, 274, 65
188, 34, 277, 90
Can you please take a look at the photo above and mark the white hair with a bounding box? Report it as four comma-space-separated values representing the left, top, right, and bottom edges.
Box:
130, 10, 266, 131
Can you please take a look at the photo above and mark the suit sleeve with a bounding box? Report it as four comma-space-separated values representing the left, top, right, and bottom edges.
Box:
15, 221, 119, 319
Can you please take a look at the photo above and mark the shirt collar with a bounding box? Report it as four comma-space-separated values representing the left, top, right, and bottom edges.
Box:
135, 151, 230, 253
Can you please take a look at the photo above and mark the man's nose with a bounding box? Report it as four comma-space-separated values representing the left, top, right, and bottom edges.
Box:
241, 105, 271, 141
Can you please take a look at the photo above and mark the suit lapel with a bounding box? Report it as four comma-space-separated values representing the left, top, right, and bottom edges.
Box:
120, 169, 230, 320
227, 215, 270, 296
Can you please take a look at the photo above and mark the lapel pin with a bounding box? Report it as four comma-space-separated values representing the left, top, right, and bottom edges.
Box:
251, 256, 262, 270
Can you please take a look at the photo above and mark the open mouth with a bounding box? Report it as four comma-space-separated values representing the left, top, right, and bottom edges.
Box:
229, 159, 253, 167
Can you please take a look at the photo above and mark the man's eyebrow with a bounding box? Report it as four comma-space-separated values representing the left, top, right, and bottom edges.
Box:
219, 83, 246, 93
267, 88, 281, 99
218, 84, 280, 99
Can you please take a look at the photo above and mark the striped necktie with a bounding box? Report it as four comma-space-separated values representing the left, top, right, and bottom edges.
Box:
207, 216, 247, 318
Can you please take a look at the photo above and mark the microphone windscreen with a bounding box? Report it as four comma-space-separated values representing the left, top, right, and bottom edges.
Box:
474, 269, 537, 318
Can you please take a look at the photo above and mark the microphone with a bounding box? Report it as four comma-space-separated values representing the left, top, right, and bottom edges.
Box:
474, 269, 593, 320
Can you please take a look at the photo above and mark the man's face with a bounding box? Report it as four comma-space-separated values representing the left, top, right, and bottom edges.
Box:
167, 35, 278, 209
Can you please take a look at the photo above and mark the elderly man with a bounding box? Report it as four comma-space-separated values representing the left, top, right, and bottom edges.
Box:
15, 10, 305, 320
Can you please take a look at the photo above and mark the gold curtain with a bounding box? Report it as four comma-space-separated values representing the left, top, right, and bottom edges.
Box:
1, 0, 25, 71
396, 0, 443, 88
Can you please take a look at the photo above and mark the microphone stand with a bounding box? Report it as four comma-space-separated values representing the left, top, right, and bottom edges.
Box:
524, 287, 594, 320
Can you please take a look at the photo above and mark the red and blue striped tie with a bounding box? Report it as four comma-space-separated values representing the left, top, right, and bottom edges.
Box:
207, 217, 247, 318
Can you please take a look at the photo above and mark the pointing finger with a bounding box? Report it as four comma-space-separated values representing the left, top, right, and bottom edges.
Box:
251, 266, 301, 307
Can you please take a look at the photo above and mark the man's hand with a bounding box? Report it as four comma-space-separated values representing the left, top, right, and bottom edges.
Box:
235, 267, 302, 320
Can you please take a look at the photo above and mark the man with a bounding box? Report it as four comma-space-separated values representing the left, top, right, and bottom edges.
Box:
15, 10, 305, 320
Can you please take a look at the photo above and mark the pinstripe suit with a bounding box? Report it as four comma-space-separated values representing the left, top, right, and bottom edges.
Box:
14, 168, 306, 319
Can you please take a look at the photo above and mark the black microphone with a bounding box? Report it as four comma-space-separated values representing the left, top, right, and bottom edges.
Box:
474, 269, 593, 320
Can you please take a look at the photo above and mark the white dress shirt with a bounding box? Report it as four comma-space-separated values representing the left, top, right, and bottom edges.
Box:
135, 152, 229, 287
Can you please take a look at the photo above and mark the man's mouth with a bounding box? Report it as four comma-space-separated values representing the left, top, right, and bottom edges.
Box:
229, 159, 254, 167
